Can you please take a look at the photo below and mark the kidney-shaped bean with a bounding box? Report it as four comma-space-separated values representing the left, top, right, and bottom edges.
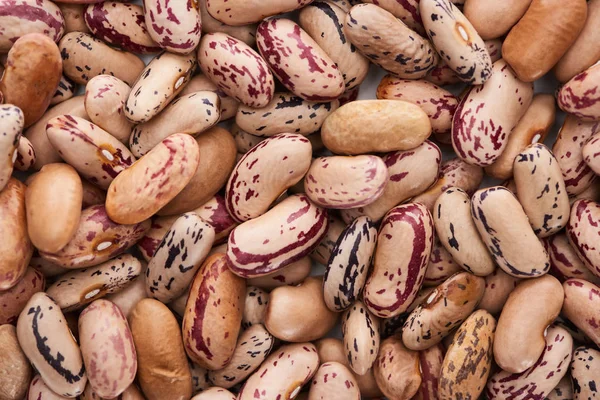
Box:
247, 257, 311, 290
143, 0, 200, 54
0, 105, 23, 191
198, 0, 256, 46
341, 301, 380, 376
424, 240, 463, 287
205, 0, 313, 26
558, 62, 600, 122
562, 279, 600, 347
308, 362, 361, 400
478, 268, 520, 315
14, 136, 36, 172
373, 335, 421, 400
0, 267, 44, 325
567, 199, 600, 278
571, 346, 600, 400
362, 0, 424, 34
544, 232, 600, 284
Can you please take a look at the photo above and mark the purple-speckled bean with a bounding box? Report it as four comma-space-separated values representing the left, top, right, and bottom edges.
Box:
237, 343, 319, 400
84, 2, 159, 54
567, 199, 600, 278
193, 194, 239, 244
310, 214, 346, 265
50, 75, 76, 106
478, 268, 520, 315
46, 115, 135, 189
39, 205, 150, 269
79, 300, 136, 398
225, 133, 312, 222
305, 155, 388, 209
198, 0, 255, 46
486, 325, 573, 400
362, 0, 424, 34
342, 301, 380, 375
363, 203, 434, 318
257, 18, 345, 101
570, 346, 600, 400
198, 32, 274, 108
373, 335, 422, 400
84, 75, 132, 143
27, 374, 70, 399
544, 232, 600, 284
562, 279, 600, 347
452, 60, 533, 166
14, 136, 36, 172
0, 267, 44, 325
192, 387, 235, 400
247, 256, 311, 290
205, 0, 313, 26
415, 343, 445, 400
30, 255, 70, 278
143, 0, 200, 54
471, 186, 550, 278
136, 215, 177, 261
424, 239, 462, 287
227, 194, 329, 278
0, 105, 23, 191
583, 132, 600, 175
558, 62, 600, 122
177, 74, 239, 121
308, 362, 361, 400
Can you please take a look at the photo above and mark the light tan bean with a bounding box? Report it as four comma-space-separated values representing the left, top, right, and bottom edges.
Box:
205, 0, 312, 25
198, 0, 256, 46
545, 375, 573, 400
58, 3, 88, 34
570, 346, 599, 400
567, 200, 600, 278
361, 0, 424, 34
0, 105, 23, 191
27, 374, 69, 400
424, 240, 463, 287
308, 362, 360, 400
84, 75, 132, 143
142, 0, 200, 54
247, 257, 312, 290
104, 275, 147, 320
544, 232, 600, 284
0, 325, 32, 400
177, 74, 239, 121
463, 0, 532, 40
0, 267, 44, 325
241, 286, 269, 329
478, 268, 520, 315
373, 335, 421, 400
80, 383, 144, 400
558, 62, 600, 122
562, 279, 600, 347
310, 215, 346, 265
50, 75, 75, 106
415, 343, 445, 400
192, 388, 235, 400
341, 301, 380, 375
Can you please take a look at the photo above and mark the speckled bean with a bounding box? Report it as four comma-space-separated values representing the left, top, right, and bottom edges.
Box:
80, 383, 145, 400
50, 75, 76, 106
583, 132, 600, 175
192, 387, 235, 400
241, 286, 268, 329
143, 0, 200, 53
567, 200, 600, 278
415, 343, 444, 400
59, 32, 145, 85
562, 279, 600, 347
104, 275, 147, 320
558, 62, 600, 122
363, 203, 434, 318
247, 256, 311, 289
544, 232, 600, 284
471, 186, 550, 278
205, 0, 313, 26
362, 0, 424, 34
136, 215, 177, 261
310, 214, 346, 265
14, 136, 36, 172
478, 269, 520, 315
546, 375, 574, 400
0, 267, 44, 324
463, 0, 532, 40
58, 3, 88, 34
0, 105, 23, 191
17, 292, 87, 397
198, 0, 256, 46
570, 346, 599, 400
308, 362, 360, 400
424, 240, 462, 287
192, 194, 238, 244
177, 74, 239, 121
341, 301, 380, 375
27, 375, 68, 400
373, 335, 421, 400
0, 325, 31, 400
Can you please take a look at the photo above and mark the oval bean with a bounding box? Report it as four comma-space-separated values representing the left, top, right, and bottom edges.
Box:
308, 362, 360, 400
198, 0, 256, 46
361, 0, 424, 34
567, 199, 600, 278
558, 62, 600, 122
341, 301, 380, 375
177, 74, 239, 121
544, 232, 600, 284
143, 0, 200, 54
478, 269, 520, 315
424, 240, 463, 286
0, 325, 31, 400
562, 279, 600, 347
0, 105, 23, 191
241, 286, 268, 329
14, 136, 36, 172
373, 335, 421, 400
104, 275, 147, 320
205, 0, 312, 26
247, 256, 311, 289
571, 346, 600, 400
463, 0, 532, 40
58, 3, 88, 34
0, 267, 44, 324
50, 75, 76, 106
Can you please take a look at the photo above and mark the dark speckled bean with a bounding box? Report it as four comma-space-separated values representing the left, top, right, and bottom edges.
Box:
136, 214, 178, 262
193, 194, 239, 244
14, 136, 36, 172
373, 335, 421, 400
562, 279, 600, 347
246, 257, 311, 289
567, 199, 600, 278
583, 131, 600, 175
558, 60, 600, 122
0, 105, 23, 191
310, 214, 346, 265
177, 74, 239, 121
308, 362, 361, 400
363, 0, 424, 34
570, 346, 600, 400
143, 0, 200, 54
0, 267, 44, 325
50, 75, 76, 106
546, 375, 574, 400
242, 286, 269, 329
341, 301, 380, 375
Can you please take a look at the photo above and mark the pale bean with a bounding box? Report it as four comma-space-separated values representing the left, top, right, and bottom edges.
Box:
205, 0, 313, 26
58, 3, 88, 34
14, 136, 36, 172
562, 279, 600, 347
247, 257, 312, 289
463, 0, 532, 40
104, 275, 147, 319
424, 240, 463, 287
361, 0, 424, 34
0, 325, 32, 400
567, 199, 600, 278
373, 335, 421, 400
558, 62, 600, 122
198, 0, 256, 46
0, 267, 44, 325
27, 374, 69, 400
544, 232, 600, 284
415, 344, 444, 400
545, 375, 574, 400
478, 269, 520, 315
241, 286, 269, 329
50, 75, 76, 106
177, 74, 239, 121
341, 301, 380, 375
308, 362, 360, 400
192, 388, 235, 400
0, 105, 23, 191
570, 346, 600, 400
142, 0, 200, 54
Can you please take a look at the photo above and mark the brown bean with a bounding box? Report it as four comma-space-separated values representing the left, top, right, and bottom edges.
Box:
463, 0, 532, 40
0, 325, 32, 400
58, 3, 89, 34
478, 268, 520, 315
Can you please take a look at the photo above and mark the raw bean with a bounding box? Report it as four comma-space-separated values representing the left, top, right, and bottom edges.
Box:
341, 301, 380, 375
192, 194, 238, 244
0, 105, 23, 191
373, 335, 421, 400
106, 133, 200, 224
463, 0, 532, 40
415, 344, 444, 400
146, 213, 215, 303
471, 186, 550, 278
478, 269, 520, 315
226, 134, 312, 222
546, 376, 573, 400
241, 286, 269, 329
310, 214, 346, 265
78, 300, 136, 398
80, 383, 144, 400
235, 92, 338, 137
17, 292, 86, 397
177, 74, 239, 121
27, 374, 69, 400
46, 115, 135, 189
323, 217, 377, 312
299, 1, 370, 90
434, 187, 495, 276
84, 75, 133, 143
338, 86, 360, 106
544, 232, 600, 284
424, 240, 462, 286
342, 141, 441, 223
24, 96, 89, 169
0, 267, 44, 324
46, 254, 143, 311
182, 254, 245, 369
0, 0, 64, 52
188, 362, 210, 394
198, 0, 256, 46
39, 205, 149, 269
81, 181, 107, 209
143, 0, 200, 53
227, 194, 328, 277
321, 100, 431, 155
30, 256, 70, 278
439, 310, 496, 399
192, 388, 235, 400
26, 163, 82, 253
205, 0, 313, 26
59, 32, 145, 85
129, 92, 220, 157
486, 325, 573, 399
554, 316, 592, 345
58, 3, 88, 34
305, 155, 388, 209
402, 272, 486, 350
265, 276, 338, 342
421, 0, 492, 84
247, 257, 311, 290
237, 343, 319, 400
308, 362, 360, 400
361, 0, 424, 34
451, 59, 534, 166
363, 203, 434, 318
494, 275, 564, 373
485, 94, 556, 180
554, 116, 599, 196
208, 324, 274, 388
0, 325, 32, 400
0, 34, 62, 128
129, 299, 192, 400
124, 52, 195, 123
584, 132, 600, 175
0, 179, 32, 290
198, 33, 274, 108
344, 4, 437, 79
104, 275, 147, 319
376, 76, 458, 135
136, 215, 178, 261
379, 287, 435, 338
558, 63, 600, 122
571, 346, 600, 400
257, 18, 345, 101
14, 136, 36, 171
84, 2, 159, 54
502, 0, 587, 82
554, 0, 600, 82
567, 199, 600, 278
50, 75, 76, 106
158, 127, 236, 216
562, 279, 600, 347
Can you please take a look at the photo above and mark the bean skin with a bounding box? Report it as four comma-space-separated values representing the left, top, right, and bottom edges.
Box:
198, 0, 256, 46
570, 346, 600, 400
0, 267, 44, 325
308, 362, 361, 400
341, 301, 380, 376
143, 0, 200, 54
373, 335, 422, 400
562, 279, 600, 347
567, 199, 600, 278
0, 105, 23, 191
544, 232, 600, 284
205, 0, 314, 26
415, 343, 445, 400
424, 240, 463, 287
558, 62, 600, 122
14, 135, 36, 172
362, 0, 424, 34
0, 325, 31, 400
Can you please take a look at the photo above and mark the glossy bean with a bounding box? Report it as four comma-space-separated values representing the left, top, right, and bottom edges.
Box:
143, 0, 200, 54
558, 62, 600, 122
0, 325, 32, 400
0, 267, 44, 324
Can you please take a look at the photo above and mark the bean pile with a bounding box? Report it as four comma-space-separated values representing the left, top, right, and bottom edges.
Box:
0, 0, 599, 399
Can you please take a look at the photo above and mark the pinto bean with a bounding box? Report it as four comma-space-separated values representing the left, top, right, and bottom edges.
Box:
373, 335, 421, 400
104, 274, 147, 320
414, 344, 445, 400
136, 215, 177, 261
341, 301, 380, 375
50, 75, 76, 106
361, 0, 424, 34
30, 256, 70, 278
567, 199, 600, 278
205, 0, 313, 26
562, 279, 600, 347
14, 136, 36, 172
192, 194, 238, 245
478, 268, 520, 315
310, 214, 346, 265
424, 240, 463, 287
80, 383, 144, 400
570, 346, 600, 400
84, 75, 132, 143
247, 256, 311, 290
0, 325, 32, 400
58, 4, 88, 34
142, 0, 199, 54
17, 292, 87, 397
582, 131, 600, 175
198, 0, 256, 46
471, 186, 550, 278
558, 63, 600, 122
545, 375, 574, 400
177, 74, 239, 121
28, 374, 71, 400
463, 0, 532, 40
502, 0, 587, 82
0, 267, 44, 324
0, 105, 23, 191
544, 232, 600, 284
59, 32, 145, 86
241, 286, 268, 329
191, 388, 235, 400
308, 362, 360, 400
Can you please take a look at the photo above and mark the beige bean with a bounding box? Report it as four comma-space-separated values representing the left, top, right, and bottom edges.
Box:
545, 375, 573, 400
80, 383, 144, 400
310, 214, 346, 265
414, 344, 444, 400
485, 93, 556, 180
545, 232, 600, 284
558, 62, 600, 122
30, 255, 70, 278
434, 187, 495, 276
0, 267, 44, 325
463, 0, 532, 40
0, 105, 23, 191
59, 32, 145, 85
583, 132, 600, 175
106, 133, 200, 224
142, 0, 199, 54
104, 275, 147, 320
570, 346, 600, 400
58, 3, 88, 34
205, 0, 313, 26
129, 299, 192, 400
478, 268, 520, 315
562, 279, 600, 347
373, 335, 421, 400
241, 286, 269, 329
84, 75, 132, 143
191, 194, 238, 244
247, 257, 311, 290
17, 292, 87, 397
177, 74, 239, 121
308, 362, 360, 400
27, 374, 70, 400
361, 0, 424, 34
237, 343, 319, 400
424, 240, 463, 287
321, 100, 431, 155
192, 388, 235, 400
567, 200, 600, 278
188, 361, 210, 394
341, 301, 380, 375
50, 75, 75, 106
198, 0, 256, 46
471, 186, 550, 278
403, 272, 486, 350
0, 324, 32, 400
14, 135, 36, 172
135, 214, 177, 261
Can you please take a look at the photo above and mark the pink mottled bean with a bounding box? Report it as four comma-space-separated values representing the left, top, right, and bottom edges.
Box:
562, 279, 600, 347
205, 0, 314, 26
50, 75, 76, 106
415, 343, 445, 400
143, 0, 200, 54
198, 0, 256, 46
558, 62, 600, 122
424, 239, 463, 287
136, 215, 178, 262
362, 0, 424, 34
247, 256, 312, 289
478, 268, 520, 315
310, 214, 346, 265
14, 136, 36, 172
567, 199, 600, 278
308, 362, 360, 400
0, 105, 23, 191
0, 267, 44, 325
544, 232, 600, 284
27, 375, 69, 400
58, 3, 88, 34
192, 194, 238, 244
